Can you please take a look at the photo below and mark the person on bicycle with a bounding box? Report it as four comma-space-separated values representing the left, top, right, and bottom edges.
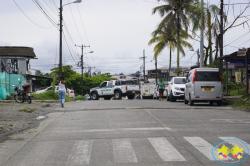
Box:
58, 80, 66, 108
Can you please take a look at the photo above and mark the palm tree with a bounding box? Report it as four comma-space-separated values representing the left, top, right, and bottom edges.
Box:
149, 27, 192, 74
152, 0, 200, 73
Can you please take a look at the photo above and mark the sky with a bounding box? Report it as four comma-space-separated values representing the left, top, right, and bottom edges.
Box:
1, 0, 250, 74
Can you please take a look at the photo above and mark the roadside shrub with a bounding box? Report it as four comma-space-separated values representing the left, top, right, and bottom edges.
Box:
75, 95, 85, 101
32, 90, 58, 100
227, 83, 245, 96
232, 94, 250, 111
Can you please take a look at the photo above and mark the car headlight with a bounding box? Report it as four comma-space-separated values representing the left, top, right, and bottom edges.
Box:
174, 87, 181, 91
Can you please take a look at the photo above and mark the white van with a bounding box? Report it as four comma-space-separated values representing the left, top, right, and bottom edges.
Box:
184, 68, 223, 106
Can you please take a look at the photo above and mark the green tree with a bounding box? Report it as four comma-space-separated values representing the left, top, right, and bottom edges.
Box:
149, 27, 192, 74
50, 65, 111, 95
152, 0, 200, 72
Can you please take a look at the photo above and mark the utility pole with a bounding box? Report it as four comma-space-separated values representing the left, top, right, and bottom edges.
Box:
59, 0, 63, 80
140, 49, 146, 81
219, 0, 224, 73
58, 0, 82, 80
155, 56, 158, 85
200, 0, 205, 67
197, 49, 200, 67
75, 44, 90, 95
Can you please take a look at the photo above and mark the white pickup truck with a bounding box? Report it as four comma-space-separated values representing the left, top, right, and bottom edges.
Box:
90, 79, 140, 100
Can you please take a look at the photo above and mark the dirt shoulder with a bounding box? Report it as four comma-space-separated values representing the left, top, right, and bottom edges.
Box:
0, 102, 58, 141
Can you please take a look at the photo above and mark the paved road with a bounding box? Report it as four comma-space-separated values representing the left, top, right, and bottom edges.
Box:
0, 100, 250, 166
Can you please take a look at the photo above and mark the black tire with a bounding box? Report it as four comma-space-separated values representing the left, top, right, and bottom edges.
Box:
166, 91, 170, 101
14, 94, 24, 103
184, 98, 188, 104
217, 101, 222, 106
91, 92, 99, 100
209, 101, 213, 106
169, 91, 176, 102
189, 94, 194, 106
114, 90, 122, 100
27, 96, 32, 104
127, 94, 135, 100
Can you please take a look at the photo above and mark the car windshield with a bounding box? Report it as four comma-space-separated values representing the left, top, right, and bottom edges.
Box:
174, 78, 186, 84
196, 71, 220, 81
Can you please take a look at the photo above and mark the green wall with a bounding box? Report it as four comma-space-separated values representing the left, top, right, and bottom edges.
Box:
0, 72, 26, 100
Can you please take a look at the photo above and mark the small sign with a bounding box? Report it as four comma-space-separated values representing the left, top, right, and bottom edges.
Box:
237, 48, 247, 57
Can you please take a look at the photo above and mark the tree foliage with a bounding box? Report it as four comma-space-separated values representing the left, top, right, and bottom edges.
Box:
50, 65, 111, 95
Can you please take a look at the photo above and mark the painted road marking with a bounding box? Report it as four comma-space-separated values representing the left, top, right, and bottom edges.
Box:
148, 137, 186, 161
112, 139, 138, 163
219, 137, 250, 155
53, 127, 172, 133
67, 140, 93, 166
184, 137, 215, 160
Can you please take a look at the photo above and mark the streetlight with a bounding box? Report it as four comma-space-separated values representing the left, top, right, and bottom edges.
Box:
59, 0, 82, 80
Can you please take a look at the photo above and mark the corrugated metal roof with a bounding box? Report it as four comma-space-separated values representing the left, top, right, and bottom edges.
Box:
0, 46, 36, 58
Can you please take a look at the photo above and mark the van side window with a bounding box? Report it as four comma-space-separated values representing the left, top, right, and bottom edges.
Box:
188, 72, 192, 82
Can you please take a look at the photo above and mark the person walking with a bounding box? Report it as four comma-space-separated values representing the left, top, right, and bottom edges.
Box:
58, 80, 66, 108
158, 78, 165, 101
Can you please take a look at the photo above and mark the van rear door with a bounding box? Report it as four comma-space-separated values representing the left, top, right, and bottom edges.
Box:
194, 71, 222, 99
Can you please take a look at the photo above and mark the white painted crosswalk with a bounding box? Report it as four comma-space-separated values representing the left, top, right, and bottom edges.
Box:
4, 136, 250, 165
112, 139, 138, 163
67, 140, 93, 166
148, 137, 186, 161
184, 137, 215, 160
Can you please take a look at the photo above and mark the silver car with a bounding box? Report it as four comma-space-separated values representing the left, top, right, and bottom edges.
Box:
184, 68, 223, 106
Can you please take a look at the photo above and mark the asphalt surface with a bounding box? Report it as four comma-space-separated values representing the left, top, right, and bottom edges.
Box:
0, 100, 250, 166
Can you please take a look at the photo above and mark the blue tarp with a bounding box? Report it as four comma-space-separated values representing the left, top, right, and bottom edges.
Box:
0, 72, 26, 100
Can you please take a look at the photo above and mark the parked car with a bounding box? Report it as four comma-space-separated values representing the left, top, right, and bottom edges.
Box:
140, 80, 158, 99
184, 68, 223, 106
90, 79, 140, 100
166, 77, 186, 101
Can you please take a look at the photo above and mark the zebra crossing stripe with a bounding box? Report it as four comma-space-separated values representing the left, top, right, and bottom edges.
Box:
184, 137, 215, 160
67, 140, 93, 166
148, 137, 186, 161
112, 139, 138, 163
219, 137, 250, 155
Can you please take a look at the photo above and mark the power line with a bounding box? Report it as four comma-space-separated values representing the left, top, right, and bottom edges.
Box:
224, 29, 250, 47
62, 31, 77, 65
224, 2, 250, 6
12, 0, 50, 29
76, 5, 90, 45
32, 0, 58, 27
69, 5, 84, 43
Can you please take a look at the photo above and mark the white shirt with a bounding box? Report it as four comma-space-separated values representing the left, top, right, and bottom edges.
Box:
58, 83, 66, 92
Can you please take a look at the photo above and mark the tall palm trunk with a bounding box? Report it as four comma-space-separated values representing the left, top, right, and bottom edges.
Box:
169, 46, 172, 79
207, 10, 213, 65
176, 9, 181, 76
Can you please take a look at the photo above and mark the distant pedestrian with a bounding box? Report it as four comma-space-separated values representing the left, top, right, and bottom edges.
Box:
58, 80, 66, 108
158, 79, 165, 101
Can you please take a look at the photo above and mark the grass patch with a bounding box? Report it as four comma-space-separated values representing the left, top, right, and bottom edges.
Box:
19, 108, 36, 113
75, 95, 85, 101
227, 83, 245, 96
231, 95, 250, 111
32, 90, 58, 100
32, 90, 74, 102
